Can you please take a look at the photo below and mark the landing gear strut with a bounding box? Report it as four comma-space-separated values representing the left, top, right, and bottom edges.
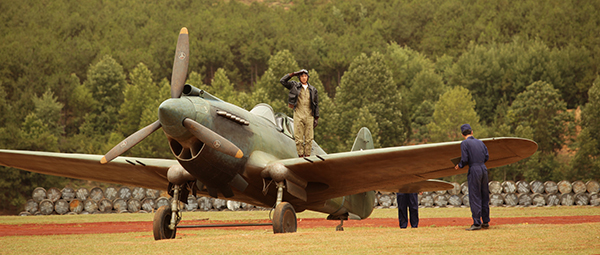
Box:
153, 184, 181, 240
153, 205, 177, 240
271, 182, 297, 234
327, 213, 348, 232
336, 219, 344, 231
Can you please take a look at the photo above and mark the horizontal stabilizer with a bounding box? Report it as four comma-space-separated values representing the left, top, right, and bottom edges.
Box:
397, 179, 455, 193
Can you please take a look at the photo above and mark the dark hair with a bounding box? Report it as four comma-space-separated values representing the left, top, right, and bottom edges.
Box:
462, 129, 472, 136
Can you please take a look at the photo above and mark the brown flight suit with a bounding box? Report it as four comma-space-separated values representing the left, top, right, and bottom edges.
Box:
294, 86, 314, 156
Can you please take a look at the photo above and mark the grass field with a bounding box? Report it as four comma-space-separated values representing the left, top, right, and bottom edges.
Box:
1, 207, 599, 254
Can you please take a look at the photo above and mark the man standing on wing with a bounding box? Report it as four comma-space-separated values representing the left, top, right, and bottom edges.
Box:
280, 69, 319, 157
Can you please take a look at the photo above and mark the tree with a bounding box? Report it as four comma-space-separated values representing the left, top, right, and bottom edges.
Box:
252, 50, 299, 115
447, 39, 595, 125
385, 43, 446, 143
118, 63, 156, 136
79, 55, 126, 136
335, 52, 404, 150
130, 79, 172, 159
410, 100, 435, 143
210, 68, 239, 104
0, 167, 67, 212
344, 106, 381, 150
385, 43, 436, 91
509, 81, 572, 154
427, 86, 482, 142
0, 89, 67, 212
18, 90, 64, 151
571, 76, 600, 180
0, 82, 18, 148
77, 55, 127, 154
508, 80, 573, 181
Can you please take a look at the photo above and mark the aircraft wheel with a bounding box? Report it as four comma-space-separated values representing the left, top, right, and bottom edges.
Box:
153, 205, 176, 240
272, 202, 297, 234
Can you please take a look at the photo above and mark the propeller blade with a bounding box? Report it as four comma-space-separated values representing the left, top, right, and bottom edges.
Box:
171, 27, 190, 98
100, 120, 162, 164
182, 118, 243, 159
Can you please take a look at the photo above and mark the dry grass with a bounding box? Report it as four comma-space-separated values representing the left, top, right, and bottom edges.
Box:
2, 223, 599, 254
2, 206, 597, 225
1, 207, 599, 254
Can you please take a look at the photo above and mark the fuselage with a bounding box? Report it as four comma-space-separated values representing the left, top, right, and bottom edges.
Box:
158, 87, 374, 219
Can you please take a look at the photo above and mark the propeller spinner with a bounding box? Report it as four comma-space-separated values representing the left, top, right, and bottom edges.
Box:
100, 28, 243, 164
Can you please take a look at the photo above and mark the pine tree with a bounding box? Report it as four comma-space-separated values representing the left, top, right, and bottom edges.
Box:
79, 55, 126, 137
509, 81, 572, 154
509, 80, 573, 181
427, 86, 481, 142
118, 63, 156, 136
336, 52, 405, 150
253, 50, 300, 115
571, 76, 600, 180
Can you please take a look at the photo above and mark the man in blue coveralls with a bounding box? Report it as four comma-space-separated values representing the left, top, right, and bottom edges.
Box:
396, 193, 419, 228
454, 124, 490, 231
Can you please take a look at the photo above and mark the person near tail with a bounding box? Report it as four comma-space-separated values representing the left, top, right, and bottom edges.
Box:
396, 192, 419, 228
280, 69, 319, 157
455, 124, 490, 231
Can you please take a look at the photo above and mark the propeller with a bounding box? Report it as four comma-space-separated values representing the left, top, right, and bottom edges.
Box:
170, 27, 189, 98
100, 27, 243, 164
183, 118, 243, 159
100, 120, 161, 164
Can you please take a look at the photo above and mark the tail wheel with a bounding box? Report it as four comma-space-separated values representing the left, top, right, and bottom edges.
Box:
272, 202, 297, 234
153, 205, 177, 240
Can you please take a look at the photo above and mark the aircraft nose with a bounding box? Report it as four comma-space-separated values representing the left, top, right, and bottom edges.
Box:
159, 98, 195, 139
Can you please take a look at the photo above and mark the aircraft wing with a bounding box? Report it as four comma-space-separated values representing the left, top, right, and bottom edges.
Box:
0, 150, 175, 191
274, 137, 537, 203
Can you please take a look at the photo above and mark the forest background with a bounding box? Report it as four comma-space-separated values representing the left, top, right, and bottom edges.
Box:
1, 0, 600, 213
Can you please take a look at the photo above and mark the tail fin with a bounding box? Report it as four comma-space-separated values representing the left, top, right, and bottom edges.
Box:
351, 127, 374, 152
326, 127, 376, 221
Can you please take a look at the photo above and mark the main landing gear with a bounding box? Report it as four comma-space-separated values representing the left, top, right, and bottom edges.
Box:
152, 181, 301, 239
272, 202, 297, 233
271, 182, 297, 234
154, 184, 181, 240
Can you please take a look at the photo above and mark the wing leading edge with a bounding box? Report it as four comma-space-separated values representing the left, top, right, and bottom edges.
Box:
0, 150, 174, 191
271, 137, 537, 203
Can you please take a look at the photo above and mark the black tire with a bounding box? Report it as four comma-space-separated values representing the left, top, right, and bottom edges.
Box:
153, 205, 176, 240
272, 202, 297, 234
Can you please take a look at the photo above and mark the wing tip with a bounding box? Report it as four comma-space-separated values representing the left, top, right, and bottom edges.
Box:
100, 156, 107, 164
180, 27, 188, 35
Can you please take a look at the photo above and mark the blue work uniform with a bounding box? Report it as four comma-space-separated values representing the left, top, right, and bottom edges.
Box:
458, 136, 490, 226
396, 193, 419, 228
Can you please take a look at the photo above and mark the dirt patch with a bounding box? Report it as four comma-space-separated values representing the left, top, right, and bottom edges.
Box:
2, 215, 599, 236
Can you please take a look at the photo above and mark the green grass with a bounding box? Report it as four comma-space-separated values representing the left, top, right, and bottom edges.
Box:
1, 207, 599, 254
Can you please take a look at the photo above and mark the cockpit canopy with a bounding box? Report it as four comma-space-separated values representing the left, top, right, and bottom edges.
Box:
250, 104, 294, 137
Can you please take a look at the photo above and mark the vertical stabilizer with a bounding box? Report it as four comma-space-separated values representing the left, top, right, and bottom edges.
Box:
322, 127, 376, 221
351, 127, 374, 152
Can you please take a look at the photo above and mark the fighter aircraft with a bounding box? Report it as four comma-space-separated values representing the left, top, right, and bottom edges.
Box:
0, 28, 537, 240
